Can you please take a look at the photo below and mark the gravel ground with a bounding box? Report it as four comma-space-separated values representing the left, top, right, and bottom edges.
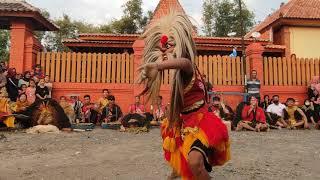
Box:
0, 128, 319, 180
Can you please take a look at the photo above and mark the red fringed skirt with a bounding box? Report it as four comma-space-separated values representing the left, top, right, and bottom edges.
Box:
161, 105, 230, 179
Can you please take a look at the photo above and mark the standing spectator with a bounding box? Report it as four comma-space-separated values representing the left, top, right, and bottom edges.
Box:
18, 71, 31, 87
236, 96, 268, 132
229, 46, 237, 57
0, 61, 6, 69
26, 79, 36, 104
6, 68, 19, 101
44, 75, 53, 98
283, 98, 309, 129
82, 95, 99, 124
308, 76, 319, 101
266, 95, 288, 129
101, 95, 122, 123
19, 84, 28, 95
260, 95, 271, 110
97, 89, 110, 113
0, 67, 8, 97
246, 70, 261, 103
35, 78, 49, 101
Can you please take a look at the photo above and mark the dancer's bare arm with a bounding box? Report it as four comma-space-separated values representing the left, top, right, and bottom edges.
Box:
140, 58, 193, 75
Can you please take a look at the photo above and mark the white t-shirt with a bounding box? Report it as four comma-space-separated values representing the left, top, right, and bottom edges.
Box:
266, 103, 286, 117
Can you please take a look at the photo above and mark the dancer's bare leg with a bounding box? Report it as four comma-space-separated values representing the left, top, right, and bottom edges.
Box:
167, 169, 179, 180
188, 150, 210, 180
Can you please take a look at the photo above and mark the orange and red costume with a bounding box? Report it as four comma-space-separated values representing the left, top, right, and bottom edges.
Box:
161, 69, 230, 179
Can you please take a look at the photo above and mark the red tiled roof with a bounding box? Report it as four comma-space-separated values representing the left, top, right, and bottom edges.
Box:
195, 36, 269, 42
79, 33, 140, 38
246, 0, 320, 38
0, 0, 39, 12
63, 39, 133, 45
0, 0, 58, 31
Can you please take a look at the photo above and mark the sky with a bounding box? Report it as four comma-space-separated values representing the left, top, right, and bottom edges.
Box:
27, 0, 289, 29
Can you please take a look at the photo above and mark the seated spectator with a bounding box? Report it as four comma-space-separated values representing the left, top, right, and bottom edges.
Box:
0, 97, 15, 128
208, 96, 234, 122
301, 99, 318, 127
15, 93, 29, 112
70, 95, 83, 123
19, 84, 27, 95
18, 71, 31, 87
33, 64, 44, 79
16, 73, 22, 80
13, 93, 30, 128
150, 96, 167, 125
283, 98, 309, 129
6, 68, 19, 102
97, 89, 110, 113
260, 95, 271, 110
44, 75, 53, 98
236, 96, 268, 132
121, 96, 150, 129
101, 95, 122, 123
59, 96, 75, 123
26, 79, 36, 104
266, 95, 288, 129
35, 78, 49, 101
0, 67, 8, 97
82, 95, 99, 124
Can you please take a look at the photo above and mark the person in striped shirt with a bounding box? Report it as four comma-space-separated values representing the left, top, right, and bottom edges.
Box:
246, 70, 261, 103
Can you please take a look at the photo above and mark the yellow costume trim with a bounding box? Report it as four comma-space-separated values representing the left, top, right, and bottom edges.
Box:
3, 116, 15, 128
182, 100, 204, 113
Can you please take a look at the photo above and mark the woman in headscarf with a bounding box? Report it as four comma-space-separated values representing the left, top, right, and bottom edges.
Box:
6, 68, 19, 102
18, 71, 31, 87
137, 12, 230, 180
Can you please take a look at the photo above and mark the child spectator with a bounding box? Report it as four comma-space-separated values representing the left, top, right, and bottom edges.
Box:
70, 95, 83, 123
236, 96, 268, 132
26, 79, 36, 104
101, 95, 122, 123
59, 96, 75, 123
44, 75, 53, 98
15, 93, 29, 112
33, 64, 44, 79
18, 71, 31, 87
6, 68, 19, 101
260, 95, 271, 110
19, 84, 27, 95
35, 78, 49, 101
283, 98, 309, 129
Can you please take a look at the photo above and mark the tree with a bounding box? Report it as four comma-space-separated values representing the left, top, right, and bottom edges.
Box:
111, 0, 151, 34
202, 0, 216, 37
202, 0, 255, 37
0, 30, 10, 61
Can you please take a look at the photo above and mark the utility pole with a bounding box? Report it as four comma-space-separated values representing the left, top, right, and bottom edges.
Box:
238, 0, 247, 86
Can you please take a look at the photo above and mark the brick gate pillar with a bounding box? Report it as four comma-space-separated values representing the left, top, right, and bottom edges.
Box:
132, 39, 145, 97
9, 20, 41, 73
245, 42, 265, 96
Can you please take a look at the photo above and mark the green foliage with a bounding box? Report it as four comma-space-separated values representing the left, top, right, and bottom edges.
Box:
111, 0, 151, 34
202, 0, 255, 37
0, 30, 9, 62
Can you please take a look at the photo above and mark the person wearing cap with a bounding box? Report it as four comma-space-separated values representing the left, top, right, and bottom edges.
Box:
101, 95, 122, 123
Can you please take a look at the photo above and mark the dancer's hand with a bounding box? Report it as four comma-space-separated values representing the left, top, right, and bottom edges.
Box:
139, 63, 158, 81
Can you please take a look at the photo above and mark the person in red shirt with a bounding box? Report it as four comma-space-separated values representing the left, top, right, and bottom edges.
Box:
236, 96, 269, 132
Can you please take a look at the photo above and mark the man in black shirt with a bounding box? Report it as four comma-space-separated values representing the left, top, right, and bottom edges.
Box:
101, 95, 123, 123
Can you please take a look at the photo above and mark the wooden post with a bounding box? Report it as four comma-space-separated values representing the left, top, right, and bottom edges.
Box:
132, 39, 145, 97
